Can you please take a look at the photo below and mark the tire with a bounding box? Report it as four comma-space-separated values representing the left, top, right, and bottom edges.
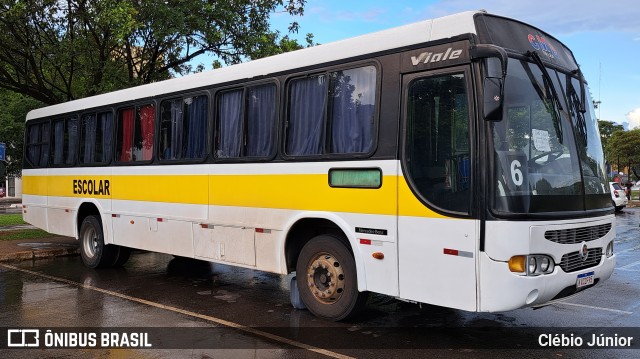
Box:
112, 246, 132, 267
79, 215, 118, 268
296, 234, 368, 321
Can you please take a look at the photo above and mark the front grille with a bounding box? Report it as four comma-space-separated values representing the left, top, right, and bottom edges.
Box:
559, 248, 603, 273
545, 223, 611, 244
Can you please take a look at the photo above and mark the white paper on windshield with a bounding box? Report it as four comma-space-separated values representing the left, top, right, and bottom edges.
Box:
532, 129, 551, 152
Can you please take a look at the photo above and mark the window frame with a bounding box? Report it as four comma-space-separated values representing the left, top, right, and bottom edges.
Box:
400, 66, 476, 218
24, 119, 52, 169
114, 101, 157, 165
282, 61, 381, 160
78, 107, 115, 167
157, 91, 210, 164
49, 116, 79, 168
212, 80, 280, 162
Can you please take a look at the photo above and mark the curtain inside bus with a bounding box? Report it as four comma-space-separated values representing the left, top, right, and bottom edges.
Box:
185, 95, 208, 159
287, 75, 327, 156
119, 108, 134, 162
217, 90, 243, 158
330, 67, 376, 154
140, 105, 155, 161
246, 84, 276, 157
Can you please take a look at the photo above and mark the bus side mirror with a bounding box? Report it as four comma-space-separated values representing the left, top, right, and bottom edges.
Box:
483, 65, 504, 122
471, 45, 508, 121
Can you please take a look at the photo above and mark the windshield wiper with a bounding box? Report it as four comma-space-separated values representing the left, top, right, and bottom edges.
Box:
526, 51, 564, 113
572, 67, 587, 113
568, 80, 588, 146
523, 51, 564, 144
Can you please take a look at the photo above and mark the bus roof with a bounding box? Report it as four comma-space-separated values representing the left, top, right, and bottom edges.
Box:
26, 10, 482, 121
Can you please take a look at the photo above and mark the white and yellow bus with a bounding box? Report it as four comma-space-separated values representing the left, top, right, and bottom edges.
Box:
22, 10, 615, 321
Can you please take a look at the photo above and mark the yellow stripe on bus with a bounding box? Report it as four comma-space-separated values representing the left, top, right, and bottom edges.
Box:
209, 174, 396, 215
22, 174, 446, 218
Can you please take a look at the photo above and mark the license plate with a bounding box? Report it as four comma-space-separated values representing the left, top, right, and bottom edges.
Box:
576, 271, 595, 289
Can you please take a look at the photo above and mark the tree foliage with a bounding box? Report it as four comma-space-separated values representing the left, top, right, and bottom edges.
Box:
0, 0, 308, 105
606, 129, 640, 180
598, 120, 624, 156
0, 89, 43, 177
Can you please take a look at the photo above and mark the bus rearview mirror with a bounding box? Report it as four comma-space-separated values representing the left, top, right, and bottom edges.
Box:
471, 45, 508, 122
483, 77, 503, 122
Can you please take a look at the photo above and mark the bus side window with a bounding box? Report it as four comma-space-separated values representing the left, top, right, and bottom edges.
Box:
117, 104, 155, 162
80, 111, 113, 164
286, 65, 377, 157
26, 122, 51, 168
51, 118, 78, 166
215, 84, 276, 159
160, 95, 208, 161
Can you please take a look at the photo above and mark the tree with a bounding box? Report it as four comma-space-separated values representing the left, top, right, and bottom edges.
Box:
598, 120, 624, 155
606, 129, 640, 180
0, 0, 308, 105
0, 89, 43, 177
245, 32, 316, 60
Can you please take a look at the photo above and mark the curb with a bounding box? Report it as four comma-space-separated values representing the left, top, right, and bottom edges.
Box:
0, 247, 79, 263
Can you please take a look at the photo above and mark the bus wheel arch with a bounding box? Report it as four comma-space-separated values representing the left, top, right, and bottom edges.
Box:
284, 216, 368, 320
76, 202, 131, 268
76, 202, 103, 240
284, 217, 356, 272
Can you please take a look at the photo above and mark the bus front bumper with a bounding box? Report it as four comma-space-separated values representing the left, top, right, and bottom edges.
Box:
478, 251, 616, 312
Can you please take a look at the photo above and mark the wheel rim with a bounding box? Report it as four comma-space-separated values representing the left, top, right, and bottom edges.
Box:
306, 252, 346, 303
82, 226, 98, 258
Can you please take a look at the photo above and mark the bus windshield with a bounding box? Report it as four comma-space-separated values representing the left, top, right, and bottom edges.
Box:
491, 58, 609, 215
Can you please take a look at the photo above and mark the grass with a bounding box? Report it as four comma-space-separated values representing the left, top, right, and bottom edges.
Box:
0, 213, 54, 241
0, 214, 27, 227
0, 229, 52, 241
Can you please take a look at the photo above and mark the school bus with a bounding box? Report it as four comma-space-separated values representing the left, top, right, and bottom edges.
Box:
22, 10, 615, 320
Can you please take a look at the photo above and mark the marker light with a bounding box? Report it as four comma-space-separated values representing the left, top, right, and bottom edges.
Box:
606, 241, 614, 257
508, 256, 526, 273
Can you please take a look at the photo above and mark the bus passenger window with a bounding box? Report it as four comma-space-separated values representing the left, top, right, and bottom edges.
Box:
286, 66, 377, 157
80, 111, 113, 164
26, 122, 50, 168
246, 84, 276, 157
51, 118, 78, 166
216, 90, 244, 158
287, 75, 327, 156
215, 84, 276, 159
160, 95, 208, 160
329, 66, 376, 154
117, 104, 155, 162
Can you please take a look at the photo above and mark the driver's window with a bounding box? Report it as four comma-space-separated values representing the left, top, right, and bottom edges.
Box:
405, 72, 471, 214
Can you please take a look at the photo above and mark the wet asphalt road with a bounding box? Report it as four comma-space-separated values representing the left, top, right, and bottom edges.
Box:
1, 209, 639, 358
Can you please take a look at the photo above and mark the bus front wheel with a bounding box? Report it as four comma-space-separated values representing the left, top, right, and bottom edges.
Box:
295, 234, 368, 321
79, 215, 118, 268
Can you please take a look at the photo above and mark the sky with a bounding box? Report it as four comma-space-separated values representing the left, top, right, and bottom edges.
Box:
263, 0, 640, 129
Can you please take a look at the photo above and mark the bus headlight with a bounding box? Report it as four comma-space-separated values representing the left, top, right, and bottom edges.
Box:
606, 241, 614, 257
509, 254, 555, 276
540, 257, 550, 272
528, 257, 537, 274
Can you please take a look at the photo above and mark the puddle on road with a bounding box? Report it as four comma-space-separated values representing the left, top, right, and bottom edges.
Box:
16, 242, 78, 249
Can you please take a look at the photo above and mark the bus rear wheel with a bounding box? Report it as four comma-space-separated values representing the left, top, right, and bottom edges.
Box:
79, 215, 118, 268
296, 234, 368, 321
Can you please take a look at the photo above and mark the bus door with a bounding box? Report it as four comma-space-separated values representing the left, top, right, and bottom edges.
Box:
398, 67, 479, 311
